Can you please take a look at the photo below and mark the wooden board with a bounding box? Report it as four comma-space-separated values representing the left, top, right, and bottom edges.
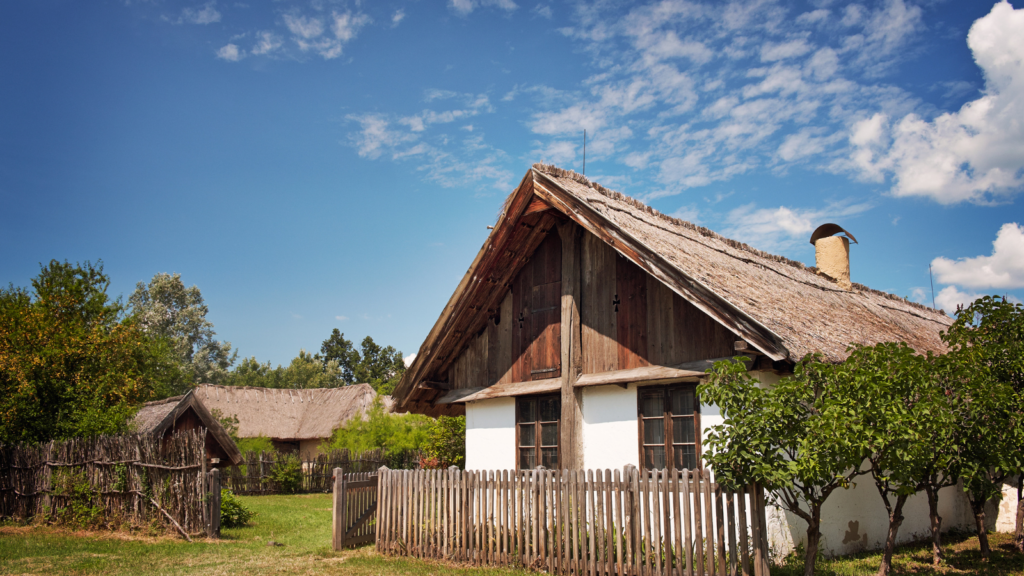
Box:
573, 365, 704, 388
616, 255, 648, 370
581, 230, 617, 374
456, 378, 562, 402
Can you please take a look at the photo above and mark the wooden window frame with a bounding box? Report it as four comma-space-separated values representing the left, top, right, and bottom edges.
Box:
515, 393, 561, 470
637, 383, 701, 471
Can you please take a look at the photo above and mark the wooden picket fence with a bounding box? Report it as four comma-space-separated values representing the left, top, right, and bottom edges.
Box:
376, 467, 771, 576
332, 469, 379, 550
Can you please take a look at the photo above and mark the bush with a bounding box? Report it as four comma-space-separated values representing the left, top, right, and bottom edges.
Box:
219, 489, 254, 528
328, 397, 432, 458
52, 469, 103, 528
422, 416, 465, 469
236, 435, 274, 454
268, 453, 302, 493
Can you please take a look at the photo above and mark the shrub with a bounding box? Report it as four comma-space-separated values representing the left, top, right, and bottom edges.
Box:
236, 435, 274, 454
268, 453, 302, 493
52, 469, 103, 528
219, 489, 255, 528
422, 416, 465, 469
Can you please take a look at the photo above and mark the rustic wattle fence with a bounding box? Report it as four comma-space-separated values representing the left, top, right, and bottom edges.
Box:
376, 467, 771, 576
0, 431, 212, 538
225, 448, 419, 495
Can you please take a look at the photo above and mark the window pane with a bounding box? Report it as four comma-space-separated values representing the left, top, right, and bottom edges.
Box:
539, 396, 559, 422
643, 418, 665, 444
541, 423, 558, 446
644, 446, 666, 470
672, 416, 695, 444
641, 393, 664, 418
518, 399, 536, 423
669, 388, 694, 415
675, 445, 697, 471
520, 423, 535, 447
520, 447, 537, 470
541, 447, 558, 469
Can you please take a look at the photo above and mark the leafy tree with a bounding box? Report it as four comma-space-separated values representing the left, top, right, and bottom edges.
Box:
129, 272, 236, 394
318, 329, 359, 384
223, 351, 342, 389
0, 260, 160, 443
700, 357, 867, 576
942, 296, 1024, 557
353, 336, 405, 395
223, 356, 287, 388
837, 342, 957, 576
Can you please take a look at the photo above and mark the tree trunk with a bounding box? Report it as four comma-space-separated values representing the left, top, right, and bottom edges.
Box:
876, 494, 908, 576
1015, 475, 1023, 554
971, 496, 991, 561
925, 485, 943, 566
803, 505, 822, 576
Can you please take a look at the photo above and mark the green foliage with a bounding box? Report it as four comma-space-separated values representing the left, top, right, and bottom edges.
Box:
700, 356, 867, 576
129, 273, 236, 395
211, 408, 240, 442
0, 260, 161, 444
222, 351, 343, 389
236, 436, 274, 454
422, 416, 466, 469
328, 397, 432, 458
219, 489, 255, 528
52, 469, 103, 528
352, 336, 405, 395
318, 328, 360, 384
268, 454, 302, 494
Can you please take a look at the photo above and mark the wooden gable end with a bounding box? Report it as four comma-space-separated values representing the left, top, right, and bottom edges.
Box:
581, 229, 734, 375
446, 228, 563, 392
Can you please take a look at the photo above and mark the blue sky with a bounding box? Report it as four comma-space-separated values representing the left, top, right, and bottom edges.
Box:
2, 0, 1022, 368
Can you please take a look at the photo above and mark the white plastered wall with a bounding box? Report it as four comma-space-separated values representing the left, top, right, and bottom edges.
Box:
465, 397, 517, 471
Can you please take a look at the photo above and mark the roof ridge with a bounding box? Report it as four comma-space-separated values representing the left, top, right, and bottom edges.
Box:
532, 163, 946, 318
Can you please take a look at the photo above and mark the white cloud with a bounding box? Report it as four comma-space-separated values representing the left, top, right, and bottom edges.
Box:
796, 9, 829, 26
392, 9, 406, 27
347, 114, 416, 159
760, 39, 813, 62
669, 205, 700, 224
533, 140, 577, 165
284, 14, 324, 39
181, 2, 221, 25
251, 31, 282, 55
403, 353, 417, 367
935, 285, 987, 314
721, 200, 872, 251
533, 4, 552, 19
335, 315, 349, 321
932, 223, 1024, 289
216, 43, 243, 61
846, 2, 1024, 204
449, 0, 518, 17
778, 128, 834, 162
332, 11, 371, 43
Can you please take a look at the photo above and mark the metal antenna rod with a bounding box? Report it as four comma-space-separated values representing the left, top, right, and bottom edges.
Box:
929, 263, 936, 309
583, 129, 586, 176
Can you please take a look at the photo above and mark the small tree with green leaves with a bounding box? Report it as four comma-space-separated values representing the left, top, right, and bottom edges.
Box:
837, 342, 958, 576
422, 416, 466, 469
700, 356, 867, 576
943, 295, 1024, 556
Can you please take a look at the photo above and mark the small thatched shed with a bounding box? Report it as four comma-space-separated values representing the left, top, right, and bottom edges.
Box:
194, 383, 377, 458
133, 390, 242, 466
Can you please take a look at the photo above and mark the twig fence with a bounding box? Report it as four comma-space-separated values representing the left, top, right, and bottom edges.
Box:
0, 431, 219, 538
225, 448, 419, 495
377, 467, 771, 576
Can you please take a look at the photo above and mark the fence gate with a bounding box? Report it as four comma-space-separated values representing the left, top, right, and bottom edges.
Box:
332, 468, 379, 550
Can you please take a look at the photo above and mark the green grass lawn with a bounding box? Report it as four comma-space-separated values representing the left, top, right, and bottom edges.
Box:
1, 494, 1022, 575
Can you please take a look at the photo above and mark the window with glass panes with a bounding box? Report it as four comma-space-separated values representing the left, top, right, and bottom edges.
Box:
516, 394, 560, 469
638, 385, 700, 470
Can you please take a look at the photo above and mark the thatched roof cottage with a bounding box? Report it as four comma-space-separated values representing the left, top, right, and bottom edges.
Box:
194, 383, 377, 458
391, 164, 958, 556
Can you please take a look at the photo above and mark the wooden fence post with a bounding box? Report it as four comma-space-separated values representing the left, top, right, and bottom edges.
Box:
207, 469, 221, 538
332, 467, 347, 551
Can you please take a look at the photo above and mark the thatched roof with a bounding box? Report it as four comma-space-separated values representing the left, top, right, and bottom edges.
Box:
133, 391, 242, 465
394, 164, 952, 412
194, 383, 377, 441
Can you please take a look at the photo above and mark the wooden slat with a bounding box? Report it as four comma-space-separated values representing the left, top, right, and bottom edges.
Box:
559, 221, 585, 470
692, 471, 704, 576
738, 488, 750, 576
614, 469, 624, 576
617, 255, 649, 370
455, 377, 562, 402
716, 483, 727, 576
582, 229, 618, 374
703, 471, 717, 576
673, 471, 684, 576
575, 366, 703, 388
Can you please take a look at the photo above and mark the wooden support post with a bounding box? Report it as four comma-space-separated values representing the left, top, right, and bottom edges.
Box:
333, 467, 347, 551
207, 469, 221, 538
558, 221, 584, 469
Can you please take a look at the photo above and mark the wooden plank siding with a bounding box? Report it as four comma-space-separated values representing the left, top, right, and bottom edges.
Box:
432, 223, 737, 410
